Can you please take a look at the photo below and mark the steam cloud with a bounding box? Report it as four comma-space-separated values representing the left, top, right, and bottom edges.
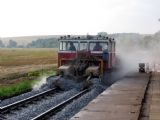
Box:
116, 34, 160, 74
33, 76, 47, 90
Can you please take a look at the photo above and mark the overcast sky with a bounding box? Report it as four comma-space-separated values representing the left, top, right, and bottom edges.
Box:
0, 0, 160, 37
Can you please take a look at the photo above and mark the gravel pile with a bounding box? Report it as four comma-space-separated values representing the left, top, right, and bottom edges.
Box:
0, 87, 49, 107
55, 77, 84, 91
46, 75, 61, 88
5, 89, 79, 120
50, 78, 106, 120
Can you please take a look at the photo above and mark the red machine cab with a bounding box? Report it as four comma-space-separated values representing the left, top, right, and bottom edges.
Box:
58, 35, 115, 77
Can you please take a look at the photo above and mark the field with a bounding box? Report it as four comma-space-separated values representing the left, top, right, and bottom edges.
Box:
0, 48, 58, 99
0, 48, 58, 76
0, 48, 58, 66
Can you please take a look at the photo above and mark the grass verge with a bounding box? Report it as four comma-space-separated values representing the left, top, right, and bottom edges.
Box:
0, 68, 56, 99
0, 80, 33, 99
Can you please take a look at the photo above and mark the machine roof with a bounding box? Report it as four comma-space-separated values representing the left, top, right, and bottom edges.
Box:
58, 35, 115, 42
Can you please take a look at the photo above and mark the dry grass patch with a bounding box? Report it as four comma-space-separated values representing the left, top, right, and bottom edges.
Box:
0, 48, 58, 66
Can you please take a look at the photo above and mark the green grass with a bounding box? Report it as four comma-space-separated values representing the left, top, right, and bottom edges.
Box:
0, 80, 32, 98
0, 69, 56, 99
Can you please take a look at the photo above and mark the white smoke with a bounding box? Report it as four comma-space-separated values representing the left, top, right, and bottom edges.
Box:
32, 76, 47, 90
116, 35, 160, 74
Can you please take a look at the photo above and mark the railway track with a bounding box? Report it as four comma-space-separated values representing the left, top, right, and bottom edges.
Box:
31, 89, 89, 120
0, 88, 57, 115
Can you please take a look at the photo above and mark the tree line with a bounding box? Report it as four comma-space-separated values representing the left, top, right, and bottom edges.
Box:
0, 38, 58, 48
0, 31, 160, 48
0, 39, 18, 48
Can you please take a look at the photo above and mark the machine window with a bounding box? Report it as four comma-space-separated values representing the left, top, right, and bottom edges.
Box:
68, 42, 78, 51
59, 42, 67, 51
80, 42, 88, 50
59, 41, 78, 51
60, 42, 63, 50
89, 42, 108, 51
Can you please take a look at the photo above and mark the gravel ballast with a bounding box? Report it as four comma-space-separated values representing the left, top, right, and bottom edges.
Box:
2, 76, 109, 120
0, 76, 59, 107
5, 89, 79, 120
0, 87, 50, 107
50, 78, 107, 120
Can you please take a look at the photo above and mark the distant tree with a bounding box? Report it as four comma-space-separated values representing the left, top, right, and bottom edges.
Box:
17, 45, 24, 48
26, 38, 58, 48
7, 40, 17, 48
0, 40, 5, 48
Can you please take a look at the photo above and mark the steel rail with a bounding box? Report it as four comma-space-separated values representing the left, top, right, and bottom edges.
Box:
31, 89, 89, 120
0, 88, 57, 113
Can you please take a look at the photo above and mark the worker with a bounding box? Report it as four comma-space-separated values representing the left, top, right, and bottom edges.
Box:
102, 45, 108, 61
93, 42, 102, 51
69, 42, 76, 51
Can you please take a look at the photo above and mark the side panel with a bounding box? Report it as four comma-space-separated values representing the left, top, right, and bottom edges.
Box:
90, 52, 109, 72
58, 51, 76, 67
108, 52, 112, 69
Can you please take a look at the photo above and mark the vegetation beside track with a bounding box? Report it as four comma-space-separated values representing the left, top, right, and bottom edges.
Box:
0, 48, 58, 99
0, 69, 56, 99
0, 80, 32, 99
